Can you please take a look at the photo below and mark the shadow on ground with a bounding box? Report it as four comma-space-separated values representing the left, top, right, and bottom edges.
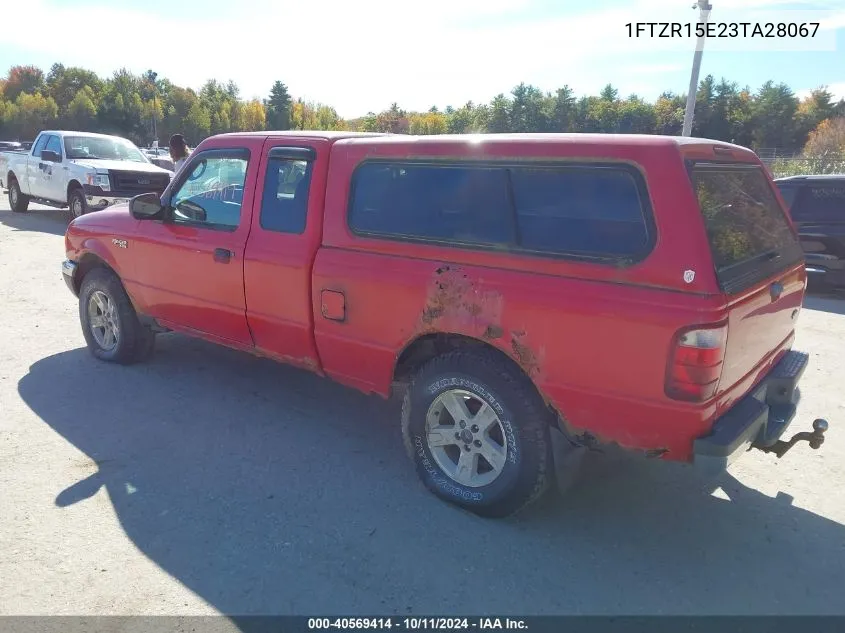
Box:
17, 335, 845, 618
803, 292, 845, 316
0, 206, 69, 236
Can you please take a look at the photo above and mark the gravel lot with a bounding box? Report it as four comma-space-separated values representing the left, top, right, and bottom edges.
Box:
1, 200, 844, 617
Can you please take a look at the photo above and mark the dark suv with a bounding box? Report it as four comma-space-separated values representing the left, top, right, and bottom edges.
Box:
775, 174, 845, 290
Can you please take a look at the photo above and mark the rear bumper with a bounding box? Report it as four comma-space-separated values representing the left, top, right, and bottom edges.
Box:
693, 350, 811, 474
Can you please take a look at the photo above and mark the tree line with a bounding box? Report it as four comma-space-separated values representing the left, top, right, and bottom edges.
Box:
1, 63, 844, 160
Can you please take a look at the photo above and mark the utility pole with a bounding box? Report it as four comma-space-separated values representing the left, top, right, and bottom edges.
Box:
682, 0, 713, 136
152, 95, 158, 146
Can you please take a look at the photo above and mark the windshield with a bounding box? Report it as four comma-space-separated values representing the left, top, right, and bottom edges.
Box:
64, 136, 148, 163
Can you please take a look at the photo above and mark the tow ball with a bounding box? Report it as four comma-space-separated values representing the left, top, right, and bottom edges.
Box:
756, 418, 829, 459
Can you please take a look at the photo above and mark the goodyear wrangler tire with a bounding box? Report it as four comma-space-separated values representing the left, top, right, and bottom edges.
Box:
401, 350, 551, 518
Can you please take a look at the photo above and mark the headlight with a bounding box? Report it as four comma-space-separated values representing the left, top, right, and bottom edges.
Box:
86, 173, 110, 190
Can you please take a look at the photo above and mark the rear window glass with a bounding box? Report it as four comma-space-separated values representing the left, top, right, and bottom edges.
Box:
510, 167, 649, 256
691, 164, 801, 282
349, 162, 651, 260
792, 184, 845, 222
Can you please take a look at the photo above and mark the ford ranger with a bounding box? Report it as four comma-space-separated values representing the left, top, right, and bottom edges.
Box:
61, 131, 830, 518
2, 130, 172, 218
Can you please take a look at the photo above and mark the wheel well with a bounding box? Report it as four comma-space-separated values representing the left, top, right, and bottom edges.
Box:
397, 331, 552, 396
74, 253, 113, 294
393, 333, 564, 430
7, 171, 17, 184
396, 333, 524, 379
67, 180, 83, 199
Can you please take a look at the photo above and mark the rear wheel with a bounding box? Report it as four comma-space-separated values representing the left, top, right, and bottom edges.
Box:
9, 178, 29, 213
79, 268, 156, 364
401, 350, 551, 518
68, 187, 87, 219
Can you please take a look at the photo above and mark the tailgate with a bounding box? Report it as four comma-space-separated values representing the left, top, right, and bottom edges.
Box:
689, 162, 806, 392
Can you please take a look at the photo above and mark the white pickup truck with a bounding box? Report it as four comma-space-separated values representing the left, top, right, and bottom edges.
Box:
0, 130, 172, 217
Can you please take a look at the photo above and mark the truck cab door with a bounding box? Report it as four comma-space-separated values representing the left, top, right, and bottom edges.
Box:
242, 140, 328, 370
37, 134, 66, 202
128, 144, 260, 347
25, 134, 50, 196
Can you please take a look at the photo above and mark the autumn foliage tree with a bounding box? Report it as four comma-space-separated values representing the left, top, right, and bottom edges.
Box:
804, 117, 845, 155
2, 63, 844, 157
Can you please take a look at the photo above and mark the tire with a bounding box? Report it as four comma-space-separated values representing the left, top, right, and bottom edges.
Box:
68, 187, 87, 219
8, 178, 30, 213
401, 350, 551, 518
79, 268, 156, 364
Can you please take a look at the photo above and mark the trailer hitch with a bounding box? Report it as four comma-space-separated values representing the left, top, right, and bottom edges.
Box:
756, 418, 828, 459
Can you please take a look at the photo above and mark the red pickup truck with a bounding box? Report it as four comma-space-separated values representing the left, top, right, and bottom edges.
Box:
62, 131, 829, 518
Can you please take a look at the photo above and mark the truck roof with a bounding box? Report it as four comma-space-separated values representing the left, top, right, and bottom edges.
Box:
214, 130, 388, 140
334, 132, 752, 151
38, 130, 135, 139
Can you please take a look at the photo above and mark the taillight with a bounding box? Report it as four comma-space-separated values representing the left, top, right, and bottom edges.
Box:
665, 324, 728, 402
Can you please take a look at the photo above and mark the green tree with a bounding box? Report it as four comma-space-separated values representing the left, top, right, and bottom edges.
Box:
599, 83, 618, 102
97, 69, 145, 142
46, 63, 102, 114
66, 86, 98, 129
358, 111, 378, 132
618, 95, 656, 133
487, 94, 510, 133
266, 80, 292, 130
315, 104, 343, 130
510, 83, 548, 132
184, 100, 211, 142
690, 74, 716, 138
9, 92, 58, 139
550, 86, 576, 132
653, 92, 685, 135
447, 101, 477, 133
752, 81, 799, 150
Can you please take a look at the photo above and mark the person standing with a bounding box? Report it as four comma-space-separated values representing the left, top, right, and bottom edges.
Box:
169, 134, 191, 173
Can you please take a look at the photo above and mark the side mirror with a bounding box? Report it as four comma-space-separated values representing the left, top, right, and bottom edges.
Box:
41, 149, 61, 163
129, 192, 164, 219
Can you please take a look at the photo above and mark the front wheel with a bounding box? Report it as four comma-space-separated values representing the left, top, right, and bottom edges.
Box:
401, 350, 551, 518
68, 187, 88, 219
79, 268, 155, 364
9, 179, 30, 213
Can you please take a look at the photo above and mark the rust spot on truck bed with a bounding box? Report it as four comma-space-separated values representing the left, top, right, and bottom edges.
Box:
418, 265, 547, 380
419, 265, 504, 337
510, 330, 543, 377
483, 324, 504, 340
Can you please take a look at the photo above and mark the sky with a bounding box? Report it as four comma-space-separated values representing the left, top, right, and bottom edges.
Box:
0, 0, 843, 118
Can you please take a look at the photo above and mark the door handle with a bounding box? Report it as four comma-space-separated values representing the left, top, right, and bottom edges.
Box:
213, 248, 233, 263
